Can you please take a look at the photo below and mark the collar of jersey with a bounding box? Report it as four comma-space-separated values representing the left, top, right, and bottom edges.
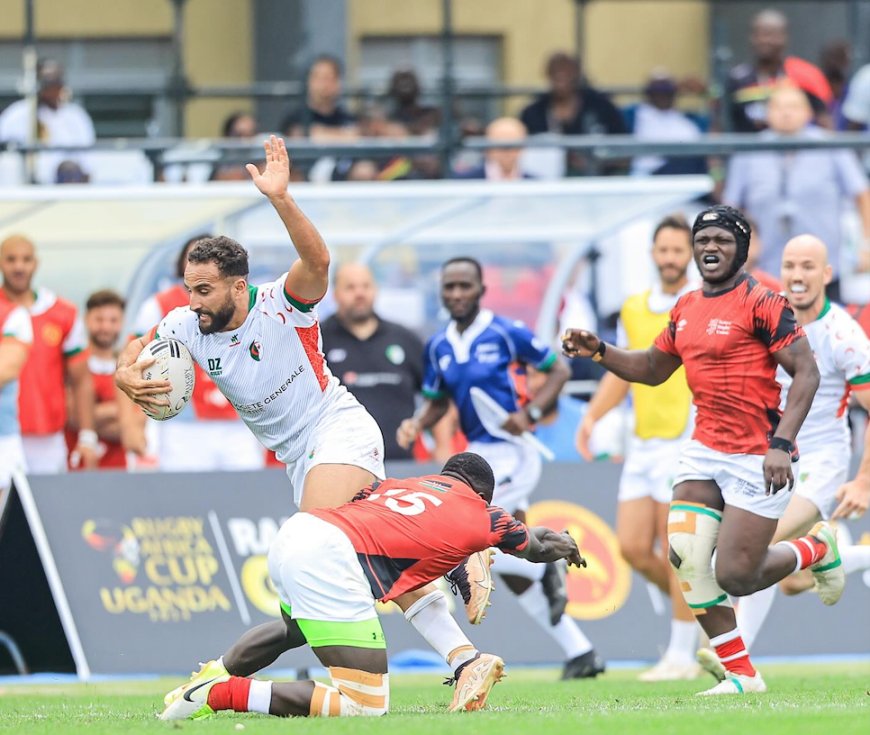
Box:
816, 297, 831, 321
446, 309, 494, 364
29, 288, 58, 316
647, 280, 697, 313
701, 272, 749, 298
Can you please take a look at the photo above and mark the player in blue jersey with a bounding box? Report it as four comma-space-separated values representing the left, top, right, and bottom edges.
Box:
398, 257, 606, 679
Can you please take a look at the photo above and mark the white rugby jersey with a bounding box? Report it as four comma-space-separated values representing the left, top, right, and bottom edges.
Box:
779, 299, 870, 452
153, 273, 352, 463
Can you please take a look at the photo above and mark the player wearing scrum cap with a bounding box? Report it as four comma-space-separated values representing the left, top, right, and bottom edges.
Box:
563, 205, 836, 696
703, 234, 870, 664
115, 136, 498, 710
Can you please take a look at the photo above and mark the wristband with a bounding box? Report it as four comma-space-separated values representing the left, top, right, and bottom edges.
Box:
768, 437, 794, 455
78, 429, 99, 449
591, 341, 607, 362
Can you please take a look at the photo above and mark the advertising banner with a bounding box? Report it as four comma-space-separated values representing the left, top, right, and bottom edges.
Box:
13, 461, 870, 677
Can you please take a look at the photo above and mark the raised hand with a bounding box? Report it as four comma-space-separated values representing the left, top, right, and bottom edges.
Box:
561, 328, 602, 359
246, 135, 291, 200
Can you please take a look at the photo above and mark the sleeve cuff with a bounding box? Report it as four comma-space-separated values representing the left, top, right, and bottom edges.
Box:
422, 388, 446, 400
536, 352, 557, 372
283, 285, 323, 313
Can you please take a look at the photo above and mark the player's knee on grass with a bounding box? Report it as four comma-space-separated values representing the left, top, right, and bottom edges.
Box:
309, 668, 389, 717
667, 502, 732, 615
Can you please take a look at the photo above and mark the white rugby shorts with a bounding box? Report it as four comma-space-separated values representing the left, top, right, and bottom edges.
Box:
673, 439, 793, 519
793, 448, 850, 520
466, 439, 541, 515
286, 394, 385, 507
268, 513, 377, 622
618, 436, 685, 504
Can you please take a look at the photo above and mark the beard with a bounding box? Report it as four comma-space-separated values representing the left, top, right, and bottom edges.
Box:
196, 297, 235, 334
658, 265, 687, 285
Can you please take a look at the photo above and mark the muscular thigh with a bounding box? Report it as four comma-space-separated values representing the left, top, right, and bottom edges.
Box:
715, 504, 778, 578
300, 463, 378, 511
616, 496, 659, 551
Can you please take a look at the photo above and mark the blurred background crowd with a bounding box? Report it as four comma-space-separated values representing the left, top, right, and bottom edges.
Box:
1, 0, 870, 476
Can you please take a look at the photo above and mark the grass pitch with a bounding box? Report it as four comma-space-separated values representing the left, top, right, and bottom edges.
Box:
0, 662, 867, 735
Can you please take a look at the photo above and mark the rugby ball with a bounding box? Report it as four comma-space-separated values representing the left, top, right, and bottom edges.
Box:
136, 338, 195, 421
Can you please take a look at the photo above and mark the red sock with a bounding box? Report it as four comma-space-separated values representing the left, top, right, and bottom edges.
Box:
207, 676, 251, 712
781, 535, 827, 571
711, 630, 756, 677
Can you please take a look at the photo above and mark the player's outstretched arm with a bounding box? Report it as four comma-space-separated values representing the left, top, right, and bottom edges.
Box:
562, 329, 680, 386
114, 335, 171, 410
517, 527, 587, 568
247, 135, 329, 303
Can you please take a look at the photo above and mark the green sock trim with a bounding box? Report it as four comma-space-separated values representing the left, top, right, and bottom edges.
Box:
687, 593, 728, 609
813, 558, 842, 573
670, 504, 722, 521
728, 676, 744, 694
296, 617, 386, 650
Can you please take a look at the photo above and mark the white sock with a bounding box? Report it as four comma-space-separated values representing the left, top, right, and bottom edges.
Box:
247, 679, 273, 714
515, 584, 592, 659
491, 551, 545, 580
734, 585, 776, 650
663, 619, 699, 664
403, 590, 476, 665
842, 544, 870, 575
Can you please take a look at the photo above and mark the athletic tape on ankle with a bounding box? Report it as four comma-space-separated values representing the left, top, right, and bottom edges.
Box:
668, 503, 731, 614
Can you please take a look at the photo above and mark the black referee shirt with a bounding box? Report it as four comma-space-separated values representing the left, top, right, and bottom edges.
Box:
320, 315, 423, 460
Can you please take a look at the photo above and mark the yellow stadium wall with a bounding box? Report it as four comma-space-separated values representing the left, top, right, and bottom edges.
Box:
1, 0, 254, 137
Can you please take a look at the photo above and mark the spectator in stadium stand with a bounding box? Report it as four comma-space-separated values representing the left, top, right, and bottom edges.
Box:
519, 51, 627, 176
626, 70, 706, 177
334, 105, 414, 182
320, 262, 426, 460
397, 256, 607, 680
210, 112, 261, 182
120, 234, 265, 472
819, 40, 852, 131
0, 282, 32, 493
65, 290, 127, 470
723, 84, 870, 302
452, 117, 533, 180
0, 234, 97, 472
0, 59, 96, 185
387, 68, 440, 135
281, 55, 357, 140
727, 9, 833, 132
843, 62, 870, 130
575, 215, 703, 681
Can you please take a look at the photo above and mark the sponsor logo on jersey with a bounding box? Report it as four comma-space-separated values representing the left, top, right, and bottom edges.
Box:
249, 340, 262, 361
231, 365, 306, 414
230, 334, 241, 347
385, 344, 405, 365
677, 318, 688, 332
41, 322, 63, 347
706, 318, 732, 336
207, 357, 223, 376
474, 342, 500, 364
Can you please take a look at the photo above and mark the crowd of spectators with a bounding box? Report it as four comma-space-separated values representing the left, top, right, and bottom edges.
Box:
1, 8, 869, 478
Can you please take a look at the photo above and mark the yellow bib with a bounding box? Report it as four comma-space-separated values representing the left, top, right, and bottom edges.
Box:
620, 290, 692, 440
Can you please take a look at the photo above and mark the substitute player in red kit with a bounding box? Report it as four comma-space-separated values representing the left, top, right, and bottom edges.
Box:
160, 452, 586, 720
563, 206, 838, 696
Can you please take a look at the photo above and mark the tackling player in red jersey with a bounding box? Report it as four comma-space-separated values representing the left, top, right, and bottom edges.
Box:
160, 453, 585, 720
562, 205, 838, 696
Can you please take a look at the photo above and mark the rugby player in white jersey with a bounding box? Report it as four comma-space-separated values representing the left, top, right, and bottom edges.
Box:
115, 136, 500, 710
699, 234, 870, 676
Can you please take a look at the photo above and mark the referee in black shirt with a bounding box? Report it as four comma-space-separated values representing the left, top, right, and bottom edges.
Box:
320, 263, 425, 460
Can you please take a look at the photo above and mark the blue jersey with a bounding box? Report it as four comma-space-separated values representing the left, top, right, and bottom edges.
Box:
422, 309, 557, 443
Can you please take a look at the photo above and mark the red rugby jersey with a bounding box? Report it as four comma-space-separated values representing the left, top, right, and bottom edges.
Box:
0, 289, 86, 435
653, 274, 803, 455
310, 475, 530, 602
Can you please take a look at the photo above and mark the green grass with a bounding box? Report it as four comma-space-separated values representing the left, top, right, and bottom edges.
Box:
1, 663, 868, 735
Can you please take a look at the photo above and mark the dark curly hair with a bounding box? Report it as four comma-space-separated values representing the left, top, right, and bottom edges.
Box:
441, 452, 495, 503
186, 236, 249, 279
